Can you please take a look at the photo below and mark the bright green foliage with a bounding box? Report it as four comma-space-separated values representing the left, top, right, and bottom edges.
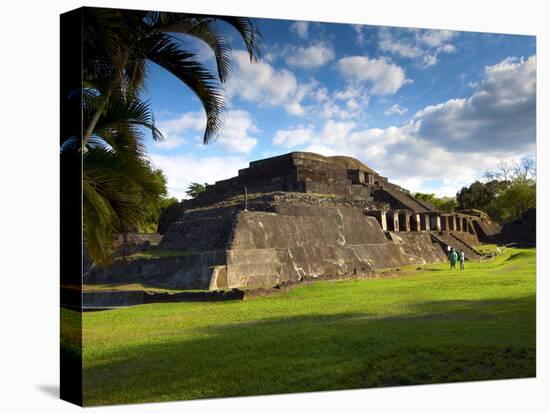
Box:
456, 179, 535, 223
185, 182, 208, 199
456, 180, 509, 211
455, 157, 536, 223
137, 172, 180, 233
487, 183, 536, 222
415, 192, 458, 211
83, 148, 167, 264
67, 248, 536, 405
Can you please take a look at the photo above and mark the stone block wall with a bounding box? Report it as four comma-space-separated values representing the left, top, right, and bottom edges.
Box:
159, 205, 240, 251
219, 206, 448, 290
85, 251, 227, 290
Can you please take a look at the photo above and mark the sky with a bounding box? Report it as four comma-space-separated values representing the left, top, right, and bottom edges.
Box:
142, 17, 536, 200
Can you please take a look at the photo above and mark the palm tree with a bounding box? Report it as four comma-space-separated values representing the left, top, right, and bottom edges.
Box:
82, 8, 263, 147
64, 90, 166, 265
83, 147, 166, 265
65, 9, 263, 266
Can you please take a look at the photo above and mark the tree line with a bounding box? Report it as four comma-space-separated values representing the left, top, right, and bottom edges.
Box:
415, 157, 536, 223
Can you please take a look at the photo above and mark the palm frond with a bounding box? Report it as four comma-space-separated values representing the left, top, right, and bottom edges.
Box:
212, 16, 263, 63
145, 33, 226, 144
149, 14, 233, 82
83, 146, 166, 265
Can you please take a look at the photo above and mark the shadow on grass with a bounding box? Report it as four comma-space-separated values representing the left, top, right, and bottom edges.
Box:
81, 295, 535, 406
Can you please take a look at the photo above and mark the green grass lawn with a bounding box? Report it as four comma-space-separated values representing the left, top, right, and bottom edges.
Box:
65, 247, 536, 406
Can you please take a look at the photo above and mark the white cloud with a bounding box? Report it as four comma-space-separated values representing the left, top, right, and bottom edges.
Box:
289, 21, 309, 39
378, 27, 457, 68
155, 110, 258, 154
320, 120, 357, 146
417, 29, 456, 48
379, 36, 424, 59
214, 110, 258, 154
337, 56, 411, 95
150, 154, 249, 200
353, 25, 367, 46
415, 55, 536, 152
270, 55, 536, 196
225, 50, 298, 107
311, 85, 370, 120
156, 112, 205, 149
384, 104, 408, 116
225, 50, 316, 116
272, 120, 356, 150
298, 120, 528, 197
284, 79, 319, 116
439, 44, 456, 54
421, 54, 438, 67
273, 126, 315, 148
285, 42, 335, 68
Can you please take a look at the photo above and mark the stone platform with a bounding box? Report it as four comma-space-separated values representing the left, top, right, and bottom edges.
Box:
86, 205, 448, 290
85, 151, 501, 293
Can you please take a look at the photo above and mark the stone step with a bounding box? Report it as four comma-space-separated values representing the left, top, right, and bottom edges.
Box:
429, 232, 482, 261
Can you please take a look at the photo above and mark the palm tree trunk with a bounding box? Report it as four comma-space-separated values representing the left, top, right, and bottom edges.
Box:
82, 82, 115, 148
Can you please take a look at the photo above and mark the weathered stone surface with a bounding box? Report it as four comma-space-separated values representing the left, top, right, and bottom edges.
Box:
85, 252, 227, 290
218, 207, 447, 289
90, 152, 502, 295
386, 232, 448, 265
230, 207, 388, 249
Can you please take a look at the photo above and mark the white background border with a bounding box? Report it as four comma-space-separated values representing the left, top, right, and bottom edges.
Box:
0, 0, 547, 412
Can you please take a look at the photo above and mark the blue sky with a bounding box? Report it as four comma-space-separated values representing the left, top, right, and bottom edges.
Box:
142, 18, 536, 200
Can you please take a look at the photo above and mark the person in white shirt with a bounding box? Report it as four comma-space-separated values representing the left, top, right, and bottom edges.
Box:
459, 250, 465, 270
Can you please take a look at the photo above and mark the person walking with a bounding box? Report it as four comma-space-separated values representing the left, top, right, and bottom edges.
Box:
447, 245, 452, 259
449, 248, 458, 270
459, 250, 465, 270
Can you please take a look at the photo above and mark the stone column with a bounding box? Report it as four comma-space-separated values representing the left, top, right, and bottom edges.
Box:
365, 210, 387, 231
392, 211, 400, 231
434, 215, 442, 231
399, 212, 411, 232
449, 215, 456, 231
455, 216, 462, 232
441, 215, 448, 231
380, 211, 387, 231
414, 213, 421, 231
420, 213, 431, 231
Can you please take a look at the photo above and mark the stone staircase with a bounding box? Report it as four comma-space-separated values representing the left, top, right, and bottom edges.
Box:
430, 231, 484, 261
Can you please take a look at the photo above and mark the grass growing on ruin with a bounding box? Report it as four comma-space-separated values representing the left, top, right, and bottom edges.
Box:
127, 249, 193, 259
69, 247, 536, 406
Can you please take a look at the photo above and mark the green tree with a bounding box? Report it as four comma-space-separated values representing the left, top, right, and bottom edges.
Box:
186, 182, 208, 199
82, 9, 262, 146
487, 183, 536, 222
138, 170, 180, 233
65, 9, 263, 265
456, 158, 536, 223
439, 197, 458, 212
456, 180, 508, 211
414, 192, 457, 211
83, 148, 167, 264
